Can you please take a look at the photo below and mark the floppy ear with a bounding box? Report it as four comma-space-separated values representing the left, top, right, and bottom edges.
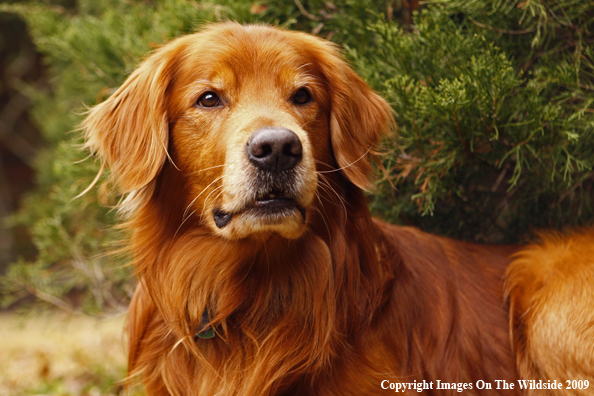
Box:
322, 50, 394, 190
82, 42, 180, 192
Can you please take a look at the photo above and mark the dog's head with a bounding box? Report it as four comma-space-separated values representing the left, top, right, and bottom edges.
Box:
84, 23, 393, 240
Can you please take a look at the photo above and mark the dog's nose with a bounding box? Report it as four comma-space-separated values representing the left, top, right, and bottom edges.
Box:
247, 127, 302, 171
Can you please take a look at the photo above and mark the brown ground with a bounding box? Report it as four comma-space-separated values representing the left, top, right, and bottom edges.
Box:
0, 312, 138, 396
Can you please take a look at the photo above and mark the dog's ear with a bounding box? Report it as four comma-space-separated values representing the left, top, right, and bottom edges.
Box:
82, 42, 181, 192
318, 45, 394, 190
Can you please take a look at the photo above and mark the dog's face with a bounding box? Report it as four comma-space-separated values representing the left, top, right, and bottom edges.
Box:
169, 27, 332, 239
84, 24, 392, 240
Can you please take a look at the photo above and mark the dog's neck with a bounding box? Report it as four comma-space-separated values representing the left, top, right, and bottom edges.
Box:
124, 168, 401, 394
131, 176, 390, 338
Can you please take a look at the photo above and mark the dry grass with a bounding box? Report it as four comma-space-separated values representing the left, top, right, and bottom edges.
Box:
0, 311, 139, 396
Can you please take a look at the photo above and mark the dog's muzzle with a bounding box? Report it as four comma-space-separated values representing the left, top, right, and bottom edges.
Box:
213, 127, 306, 229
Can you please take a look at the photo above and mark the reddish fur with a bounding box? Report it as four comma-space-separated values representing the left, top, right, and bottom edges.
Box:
83, 23, 594, 395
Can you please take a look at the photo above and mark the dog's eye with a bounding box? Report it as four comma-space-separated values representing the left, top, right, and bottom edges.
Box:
197, 92, 221, 108
292, 88, 311, 105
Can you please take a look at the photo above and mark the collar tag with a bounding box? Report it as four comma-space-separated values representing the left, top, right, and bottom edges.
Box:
196, 309, 216, 339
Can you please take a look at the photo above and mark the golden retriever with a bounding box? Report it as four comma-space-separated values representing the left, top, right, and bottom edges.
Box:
82, 23, 594, 395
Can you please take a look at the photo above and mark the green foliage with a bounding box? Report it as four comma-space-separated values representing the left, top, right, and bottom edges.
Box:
262, 0, 397, 45
2, 0, 593, 313
362, 2, 594, 242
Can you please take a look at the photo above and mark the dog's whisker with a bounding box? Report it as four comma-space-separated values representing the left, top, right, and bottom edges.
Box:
189, 164, 226, 175
203, 185, 224, 209
316, 146, 373, 174
175, 177, 224, 238
316, 174, 348, 219
313, 159, 335, 168
315, 177, 341, 206
312, 196, 332, 242
182, 175, 224, 219
174, 209, 196, 238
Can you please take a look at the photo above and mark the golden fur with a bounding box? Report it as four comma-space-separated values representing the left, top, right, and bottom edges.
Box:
83, 23, 594, 395
506, 229, 594, 395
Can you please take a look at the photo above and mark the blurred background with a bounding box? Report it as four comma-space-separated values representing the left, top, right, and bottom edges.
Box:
0, 0, 592, 394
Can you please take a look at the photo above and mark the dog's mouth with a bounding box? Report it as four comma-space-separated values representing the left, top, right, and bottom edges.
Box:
254, 190, 296, 209
213, 189, 306, 229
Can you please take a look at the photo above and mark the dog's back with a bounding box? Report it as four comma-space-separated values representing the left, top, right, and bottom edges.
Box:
374, 221, 521, 391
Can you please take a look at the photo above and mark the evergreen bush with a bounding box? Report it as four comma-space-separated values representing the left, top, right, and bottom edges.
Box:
366, 1, 594, 243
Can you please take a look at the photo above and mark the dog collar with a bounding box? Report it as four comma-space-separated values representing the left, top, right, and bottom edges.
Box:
195, 309, 215, 339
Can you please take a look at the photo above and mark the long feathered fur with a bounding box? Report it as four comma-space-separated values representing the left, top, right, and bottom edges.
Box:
83, 23, 594, 396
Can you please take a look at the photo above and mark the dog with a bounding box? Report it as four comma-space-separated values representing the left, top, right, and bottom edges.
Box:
82, 23, 594, 395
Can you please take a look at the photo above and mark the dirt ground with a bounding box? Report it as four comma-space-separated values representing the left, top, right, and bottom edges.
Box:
0, 312, 133, 396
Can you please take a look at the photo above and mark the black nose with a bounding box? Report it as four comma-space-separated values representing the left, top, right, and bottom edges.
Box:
247, 127, 302, 172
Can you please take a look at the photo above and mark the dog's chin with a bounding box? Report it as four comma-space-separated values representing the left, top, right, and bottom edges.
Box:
209, 199, 308, 240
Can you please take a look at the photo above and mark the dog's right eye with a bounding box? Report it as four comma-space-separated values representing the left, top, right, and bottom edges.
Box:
292, 88, 311, 105
197, 92, 221, 108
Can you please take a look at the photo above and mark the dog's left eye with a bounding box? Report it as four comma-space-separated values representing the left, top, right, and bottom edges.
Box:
292, 88, 312, 105
197, 92, 221, 108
